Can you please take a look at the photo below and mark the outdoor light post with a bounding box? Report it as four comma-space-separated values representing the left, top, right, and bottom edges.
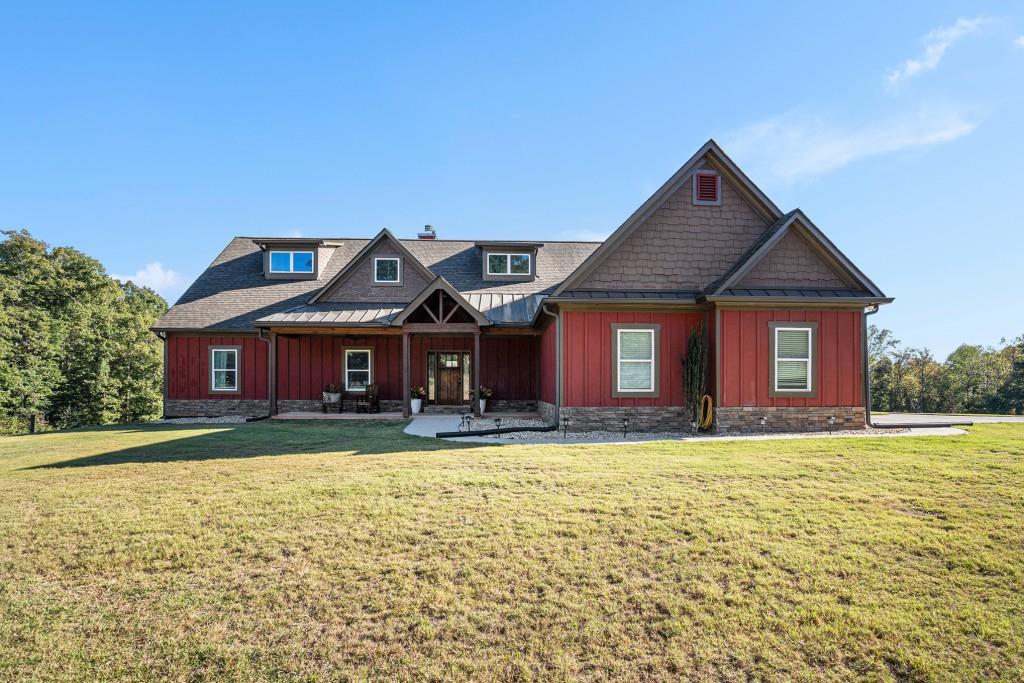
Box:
759, 416, 767, 434
623, 416, 629, 438
561, 416, 569, 438
828, 416, 836, 434
495, 418, 502, 431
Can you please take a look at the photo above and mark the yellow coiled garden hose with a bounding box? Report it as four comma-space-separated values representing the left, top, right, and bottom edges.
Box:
698, 395, 714, 430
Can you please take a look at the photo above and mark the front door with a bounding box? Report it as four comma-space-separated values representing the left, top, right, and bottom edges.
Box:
436, 352, 463, 404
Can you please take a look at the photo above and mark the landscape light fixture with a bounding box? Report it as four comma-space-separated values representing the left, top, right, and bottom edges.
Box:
759, 416, 767, 434
494, 417, 502, 431
562, 416, 569, 438
828, 416, 836, 434
623, 416, 629, 438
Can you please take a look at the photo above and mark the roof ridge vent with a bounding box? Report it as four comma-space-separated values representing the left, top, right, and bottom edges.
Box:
417, 224, 437, 240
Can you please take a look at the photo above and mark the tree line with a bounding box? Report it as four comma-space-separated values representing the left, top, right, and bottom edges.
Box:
869, 325, 1024, 415
0, 230, 168, 435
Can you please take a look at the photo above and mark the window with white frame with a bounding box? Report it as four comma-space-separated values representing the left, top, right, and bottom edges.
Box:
345, 349, 372, 392
615, 328, 656, 393
486, 252, 531, 275
773, 327, 813, 392
210, 347, 240, 392
269, 250, 314, 273
374, 257, 400, 283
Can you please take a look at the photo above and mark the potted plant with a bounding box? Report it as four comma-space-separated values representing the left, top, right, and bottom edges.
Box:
323, 383, 342, 404
410, 386, 426, 414
478, 386, 493, 414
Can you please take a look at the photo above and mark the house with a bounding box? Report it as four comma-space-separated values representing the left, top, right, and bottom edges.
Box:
152, 140, 892, 432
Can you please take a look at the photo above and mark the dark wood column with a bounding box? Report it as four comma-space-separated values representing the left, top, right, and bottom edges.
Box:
402, 331, 411, 418
269, 332, 278, 415
473, 329, 481, 416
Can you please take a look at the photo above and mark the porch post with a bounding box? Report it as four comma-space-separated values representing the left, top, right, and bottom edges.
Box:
402, 330, 411, 418
269, 332, 278, 416
473, 328, 481, 416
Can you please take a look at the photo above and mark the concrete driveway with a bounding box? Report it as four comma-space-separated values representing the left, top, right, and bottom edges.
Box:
873, 412, 1024, 425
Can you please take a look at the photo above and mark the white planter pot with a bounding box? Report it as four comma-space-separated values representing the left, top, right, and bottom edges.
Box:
411, 398, 423, 414
479, 398, 487, 414
324, 392, 341, 404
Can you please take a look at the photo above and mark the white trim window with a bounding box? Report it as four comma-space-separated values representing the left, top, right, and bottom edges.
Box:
774, 327, 812, 392
345, 349, 372, 392
374, 257, 401, 283
616, 329, 655, 392
486, 252, 531, 275
210, 347, 239, 392
269, 250, 314, 273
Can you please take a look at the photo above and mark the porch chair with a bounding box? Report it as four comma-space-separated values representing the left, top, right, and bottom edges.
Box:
354, 384, 380, 414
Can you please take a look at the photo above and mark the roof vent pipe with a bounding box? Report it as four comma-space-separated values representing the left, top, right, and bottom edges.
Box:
418, 224, 436, 240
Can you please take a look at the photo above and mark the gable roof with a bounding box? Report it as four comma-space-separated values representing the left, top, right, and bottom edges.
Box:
391, 276, 492, 326
309, 228, 436, 304
705, 209, 886, 298
552, 139, 783, 296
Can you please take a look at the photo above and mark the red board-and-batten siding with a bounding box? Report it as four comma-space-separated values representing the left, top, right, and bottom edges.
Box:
719, 309, 863, 408
275, 334, 538, 401
538, 317, 557, 405
561, 311, 707, 408
166, 334, 269, 400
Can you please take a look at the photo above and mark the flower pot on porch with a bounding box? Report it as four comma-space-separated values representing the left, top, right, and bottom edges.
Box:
479, 398, 487, 414
411, 398, 423, 414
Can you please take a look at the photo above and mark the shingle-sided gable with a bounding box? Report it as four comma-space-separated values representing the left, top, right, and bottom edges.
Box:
736, 229, 851, 289
317, 234, 434, 304
575, 161, 769, 291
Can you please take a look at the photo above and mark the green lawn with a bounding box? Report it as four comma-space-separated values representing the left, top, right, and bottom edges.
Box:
1, 422, 1022, 682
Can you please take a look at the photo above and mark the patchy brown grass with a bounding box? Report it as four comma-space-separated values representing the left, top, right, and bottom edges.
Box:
1, 421, 1022, 681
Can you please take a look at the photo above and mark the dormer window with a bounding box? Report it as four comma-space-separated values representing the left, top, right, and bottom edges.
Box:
374, 257, 401, 284
487, 253, 531, 276
269, 250, 314, 274
693, 171, 721, 206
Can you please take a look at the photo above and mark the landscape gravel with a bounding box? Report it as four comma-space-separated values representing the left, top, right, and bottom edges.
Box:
460, 417, 906, 443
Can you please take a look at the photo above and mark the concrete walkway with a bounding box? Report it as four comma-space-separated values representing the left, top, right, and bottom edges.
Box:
403, 415, 463, 438
874, 412, 1024, 425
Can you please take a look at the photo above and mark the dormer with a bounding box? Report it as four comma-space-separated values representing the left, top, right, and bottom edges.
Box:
475, 241, 540, 283
256, 239, 327, 280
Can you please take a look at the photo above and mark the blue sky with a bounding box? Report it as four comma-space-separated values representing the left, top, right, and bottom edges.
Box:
2, 2, 1022, 357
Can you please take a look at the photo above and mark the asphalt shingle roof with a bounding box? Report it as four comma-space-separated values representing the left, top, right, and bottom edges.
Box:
154, 237, 600, 331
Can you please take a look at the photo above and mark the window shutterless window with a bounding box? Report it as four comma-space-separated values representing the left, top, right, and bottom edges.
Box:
345, 349, 372, 392
374, 257, 401, 283
617, 329, 655, 392
768, 322, 817, 397
486, 253, 531, 275
268, 251, 314, 273
210, 347, 240, 392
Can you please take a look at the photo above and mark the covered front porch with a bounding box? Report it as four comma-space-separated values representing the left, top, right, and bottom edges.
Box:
264, 285, 542, 418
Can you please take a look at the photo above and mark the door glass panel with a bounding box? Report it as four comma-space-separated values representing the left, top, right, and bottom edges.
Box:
462, 352, 471, 401
427, 351, 436, 402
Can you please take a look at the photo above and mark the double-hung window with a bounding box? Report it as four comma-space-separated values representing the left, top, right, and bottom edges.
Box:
612, 325, 660, 397
770, 323, 817, 396
345, 349, 372, 392
210, 347, 240, 392
487, 253, 531, 275
269, 251, 314, 274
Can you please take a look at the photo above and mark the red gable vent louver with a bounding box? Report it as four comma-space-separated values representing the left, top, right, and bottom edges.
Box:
695, 173, 719, 203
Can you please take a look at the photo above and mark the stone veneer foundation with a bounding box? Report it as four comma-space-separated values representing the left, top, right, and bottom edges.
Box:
538, 400, 557, 425
277, 399, 403, 413
559, 406, 689, 433
715, 406, 865, 433
165, 399, 270, 418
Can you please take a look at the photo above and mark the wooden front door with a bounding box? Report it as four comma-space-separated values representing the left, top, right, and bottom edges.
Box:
436, 352, 463, 404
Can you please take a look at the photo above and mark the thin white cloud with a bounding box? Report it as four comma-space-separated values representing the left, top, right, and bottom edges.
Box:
111, 261, 183, 296
725, 107, 977, 183
886, 17, 989, 88
1015, 35, 1024, 48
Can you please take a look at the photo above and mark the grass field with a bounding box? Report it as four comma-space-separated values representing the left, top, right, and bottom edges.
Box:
1, 421, 1023, 681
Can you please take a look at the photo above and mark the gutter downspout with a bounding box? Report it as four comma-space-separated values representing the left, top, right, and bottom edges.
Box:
863, 304, 880, 427
152, 330, 168, 419
258, 328, 275, 418
540, 304, 561, 424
